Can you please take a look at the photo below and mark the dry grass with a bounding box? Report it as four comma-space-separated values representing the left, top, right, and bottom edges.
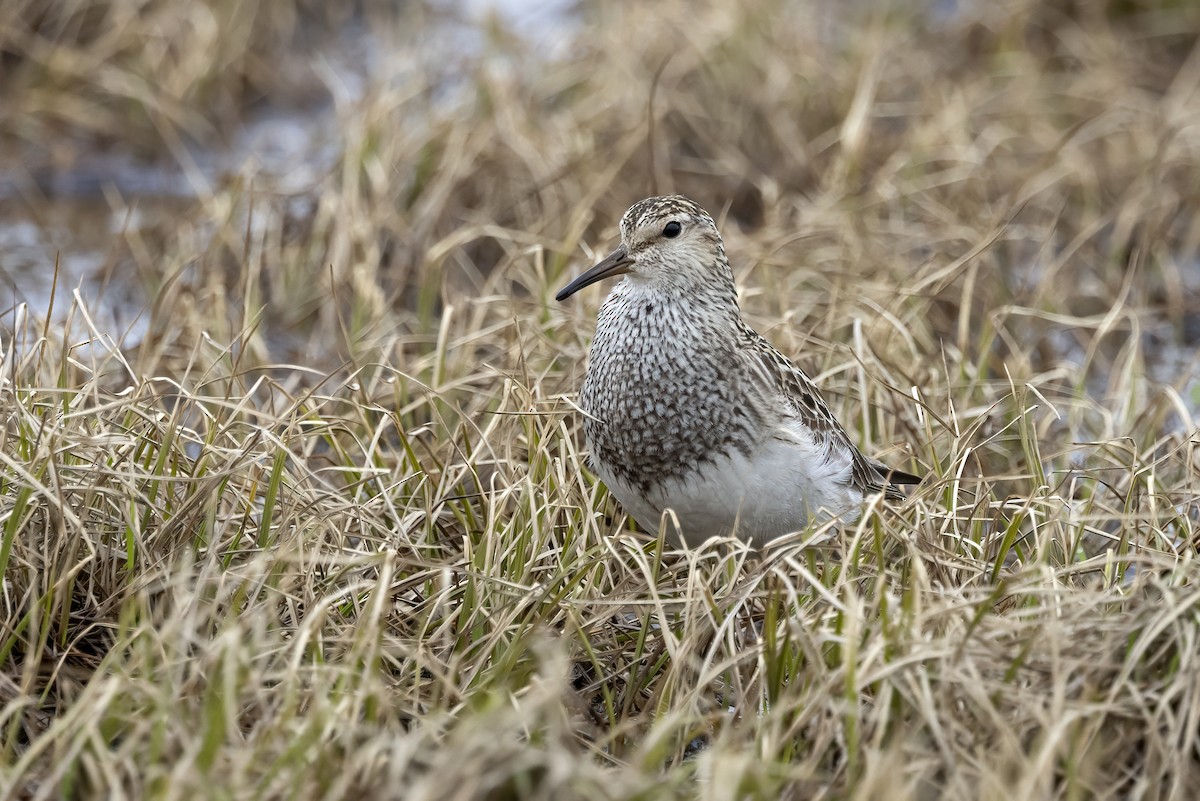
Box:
3, 0, 1200, 798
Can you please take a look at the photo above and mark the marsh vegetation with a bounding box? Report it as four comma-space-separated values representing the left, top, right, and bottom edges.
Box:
2, 1, 1199, 798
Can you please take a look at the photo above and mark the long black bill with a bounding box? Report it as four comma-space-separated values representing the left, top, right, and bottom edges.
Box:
555, 246, 634, 301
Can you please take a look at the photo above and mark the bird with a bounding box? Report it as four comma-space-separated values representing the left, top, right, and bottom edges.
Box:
555, 195, 922, 547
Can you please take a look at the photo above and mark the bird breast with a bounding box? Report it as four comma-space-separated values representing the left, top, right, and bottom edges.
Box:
580, 283, 767, 492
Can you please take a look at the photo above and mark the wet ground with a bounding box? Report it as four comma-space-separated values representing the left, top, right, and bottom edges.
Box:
0, 1, 578, 349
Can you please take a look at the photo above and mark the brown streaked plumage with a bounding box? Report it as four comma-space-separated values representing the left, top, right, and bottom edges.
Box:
557, 195, 921, 546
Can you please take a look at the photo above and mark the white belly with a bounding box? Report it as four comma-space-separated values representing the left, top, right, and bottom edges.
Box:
592, 423, 864, 548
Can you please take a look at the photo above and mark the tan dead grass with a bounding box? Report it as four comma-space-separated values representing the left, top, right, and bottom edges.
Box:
2, 0, 1200, 798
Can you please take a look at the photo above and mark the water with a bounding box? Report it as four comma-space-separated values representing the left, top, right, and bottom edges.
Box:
0, 1, 580, 353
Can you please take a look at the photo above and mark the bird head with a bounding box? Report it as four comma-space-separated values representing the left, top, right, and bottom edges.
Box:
555, 195, 735, 301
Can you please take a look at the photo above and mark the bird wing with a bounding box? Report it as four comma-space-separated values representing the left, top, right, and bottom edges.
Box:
737, 325, 918, 500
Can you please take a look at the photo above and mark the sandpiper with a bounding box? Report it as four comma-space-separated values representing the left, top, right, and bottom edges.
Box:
556, 195, 921, 547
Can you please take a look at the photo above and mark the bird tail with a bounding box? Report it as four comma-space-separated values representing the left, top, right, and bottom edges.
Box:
871, 459, 923, 491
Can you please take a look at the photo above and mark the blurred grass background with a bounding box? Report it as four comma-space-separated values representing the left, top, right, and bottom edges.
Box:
1, 0, 1199, 798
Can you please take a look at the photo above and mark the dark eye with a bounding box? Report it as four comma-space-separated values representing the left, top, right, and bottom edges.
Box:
662, 221, 682, 238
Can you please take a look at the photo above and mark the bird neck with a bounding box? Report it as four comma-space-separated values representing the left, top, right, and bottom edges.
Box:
623, 253, 741, 320
618, 276, 740, 327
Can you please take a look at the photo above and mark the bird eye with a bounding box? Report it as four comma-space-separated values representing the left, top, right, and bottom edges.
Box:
662, 221, 682, 238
